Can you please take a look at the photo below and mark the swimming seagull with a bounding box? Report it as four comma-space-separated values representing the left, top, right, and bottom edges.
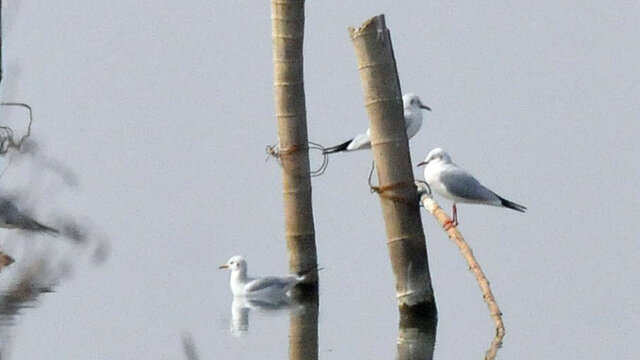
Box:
323, 93, 431, 154
219, 255, 311, 298
0, 198, 59, 235
417, 147, 526, 227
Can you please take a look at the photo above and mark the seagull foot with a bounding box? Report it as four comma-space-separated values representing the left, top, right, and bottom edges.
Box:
443, 219, 458, 230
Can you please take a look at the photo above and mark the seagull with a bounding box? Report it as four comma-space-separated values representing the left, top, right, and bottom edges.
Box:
417, 147, 526, 227
323, 93, 431, 154
219, 255, 312, 298
0, 198, 59, 235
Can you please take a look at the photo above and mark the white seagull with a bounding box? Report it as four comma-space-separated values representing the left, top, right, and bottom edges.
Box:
323, 93, 431, 154
417, 147, 526, 227
219, 256, 311, 298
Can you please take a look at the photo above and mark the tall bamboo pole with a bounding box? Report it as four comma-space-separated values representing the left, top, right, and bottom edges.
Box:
271, 0, 318, 287
349, 15, 435, 311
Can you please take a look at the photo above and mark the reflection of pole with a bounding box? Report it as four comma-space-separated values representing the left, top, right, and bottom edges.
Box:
349, 15, 436, 311
397, 310, 437, 360
288, 295, 318, 360
270, 0, 318, 291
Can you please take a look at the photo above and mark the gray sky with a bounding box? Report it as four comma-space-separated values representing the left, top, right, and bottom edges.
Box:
0, 0, 638, 359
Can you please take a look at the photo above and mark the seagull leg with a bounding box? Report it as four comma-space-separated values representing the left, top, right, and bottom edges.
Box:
443, 204, 459, 230
452, 204, 459, 226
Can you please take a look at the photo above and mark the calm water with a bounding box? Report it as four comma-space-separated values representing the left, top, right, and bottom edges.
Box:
1, 1, 639, 359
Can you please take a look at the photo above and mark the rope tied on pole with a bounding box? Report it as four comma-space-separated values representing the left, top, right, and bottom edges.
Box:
367, 161, 418, 205
265, 141, 329, 177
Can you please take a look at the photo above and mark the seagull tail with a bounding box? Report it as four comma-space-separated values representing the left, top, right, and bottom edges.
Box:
296, 264, 324, 280
498, 196, 527, 213
322, 139, 352, 154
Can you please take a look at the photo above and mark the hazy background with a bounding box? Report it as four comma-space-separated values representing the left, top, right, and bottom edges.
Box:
0, 0, 638, 359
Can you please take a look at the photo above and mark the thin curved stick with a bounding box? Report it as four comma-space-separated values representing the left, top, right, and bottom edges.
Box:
416, 182, 505, 360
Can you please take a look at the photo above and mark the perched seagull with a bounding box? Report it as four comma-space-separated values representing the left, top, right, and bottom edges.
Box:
323, 93, 431, 154
0, 198, 59, 235
219, 255, 311, 298
417, 147, 526, 227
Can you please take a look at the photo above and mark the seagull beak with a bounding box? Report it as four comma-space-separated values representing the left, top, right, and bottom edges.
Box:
416, 160, 428, 167
218, 264, 229, 269
420, 104, 431, 111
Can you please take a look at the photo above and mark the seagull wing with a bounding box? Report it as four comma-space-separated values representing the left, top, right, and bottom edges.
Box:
245, 276, 298, 293
439, 167, 500, 204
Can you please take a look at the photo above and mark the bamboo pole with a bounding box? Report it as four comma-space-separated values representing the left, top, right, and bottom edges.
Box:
271, 5, 319, 356
349, 15, 435, 310
416, 183, 504, 359
271, 0, 318, 287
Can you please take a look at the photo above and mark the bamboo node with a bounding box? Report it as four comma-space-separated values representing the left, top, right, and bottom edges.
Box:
357, 61, 394, 70
271, 0, 305, 6
282, 187, 312, 195
272, 58, 304, 64
364, 96, 400, 107
285, 232, 316, 238
270, 16, 305, 23
275, 112, 306, 118
387, 233, 424, 244
271, 34, 304, 40
273, 81, 304, 87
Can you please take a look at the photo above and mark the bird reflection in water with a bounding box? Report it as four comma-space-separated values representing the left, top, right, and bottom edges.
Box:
230, 294, 301, 337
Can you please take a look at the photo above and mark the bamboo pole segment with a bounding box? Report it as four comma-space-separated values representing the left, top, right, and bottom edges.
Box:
270, 0, 318, 287
288, 296, 319, 360
397, 306, 437, 360
349, 15, 435, 310
416, 183, 504, 359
